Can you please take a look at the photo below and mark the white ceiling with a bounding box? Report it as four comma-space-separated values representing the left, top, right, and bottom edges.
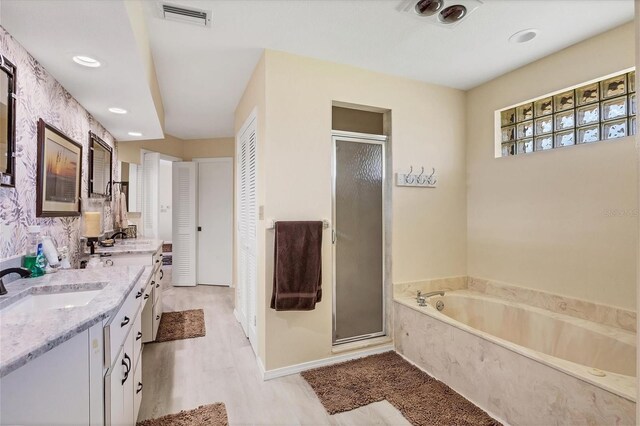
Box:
0, 0, 635, 141
0, 0, 164, 141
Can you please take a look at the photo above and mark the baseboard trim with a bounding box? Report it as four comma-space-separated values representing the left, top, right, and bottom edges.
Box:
262, 344, 394, 381
395, 351, 511, 426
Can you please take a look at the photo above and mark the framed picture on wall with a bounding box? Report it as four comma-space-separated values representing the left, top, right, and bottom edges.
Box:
36, 118, 82, 217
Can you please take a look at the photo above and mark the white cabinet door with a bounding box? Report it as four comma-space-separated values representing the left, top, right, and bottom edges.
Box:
105, 330, 135, 426
172, 161, 198, 286
0, 330, 91, 425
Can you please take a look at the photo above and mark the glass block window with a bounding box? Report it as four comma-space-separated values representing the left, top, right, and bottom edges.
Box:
499, 70, 636, 157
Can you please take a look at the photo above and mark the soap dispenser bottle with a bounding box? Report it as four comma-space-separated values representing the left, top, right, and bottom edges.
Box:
24, 225, 46, 277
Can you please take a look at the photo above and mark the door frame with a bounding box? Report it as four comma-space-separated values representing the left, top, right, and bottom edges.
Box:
193, 157, 233, 286
331, 130, 388, 345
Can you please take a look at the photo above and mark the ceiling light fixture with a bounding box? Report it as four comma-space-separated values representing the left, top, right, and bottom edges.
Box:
414, 0, 443, 16
72, 55, 101, 68
509, 29, 539, 44
438, 5, 467, 24
108, 107, 127, 114
128, 132, 142, 137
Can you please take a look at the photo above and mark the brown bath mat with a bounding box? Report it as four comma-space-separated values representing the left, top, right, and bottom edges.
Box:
301, 351, 500, 426
154, 309, 206, 343
137, 403, 228, 426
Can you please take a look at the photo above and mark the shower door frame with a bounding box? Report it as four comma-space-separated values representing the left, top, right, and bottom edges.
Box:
331, 130, 388, 345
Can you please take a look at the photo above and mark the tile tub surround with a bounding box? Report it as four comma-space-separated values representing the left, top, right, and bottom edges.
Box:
0, 265, 150, 377
393, 276, 467, 298
468, 277, 637, 333
393, 299, 636, 425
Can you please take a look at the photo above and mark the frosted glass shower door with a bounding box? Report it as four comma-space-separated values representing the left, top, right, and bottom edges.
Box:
333, 133, 385, 344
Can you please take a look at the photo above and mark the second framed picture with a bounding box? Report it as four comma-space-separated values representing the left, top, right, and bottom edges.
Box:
36, 119, 82, 217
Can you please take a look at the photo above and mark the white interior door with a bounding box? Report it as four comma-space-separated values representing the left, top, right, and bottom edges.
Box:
197, 158, 233, 286
172, 162, 197, 286
236, 112, 258, 352
142, 152, 159, 238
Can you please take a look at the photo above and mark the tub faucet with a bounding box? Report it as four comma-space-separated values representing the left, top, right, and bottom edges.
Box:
416, 290, 445, 307
0, 267, 32, 296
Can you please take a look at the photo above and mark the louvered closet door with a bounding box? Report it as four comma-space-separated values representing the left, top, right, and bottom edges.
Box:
172, 162, 197, 286
142, 152, 159, 238
245, 128, 257, 350
236, 113, 257, 353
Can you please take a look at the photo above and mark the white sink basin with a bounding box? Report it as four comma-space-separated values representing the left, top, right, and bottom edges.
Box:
3, 290, 102, 315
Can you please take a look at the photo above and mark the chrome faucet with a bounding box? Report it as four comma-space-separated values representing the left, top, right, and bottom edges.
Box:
0, 267, 31, 296
416, 290, 445, 307
109, 231, 128, 240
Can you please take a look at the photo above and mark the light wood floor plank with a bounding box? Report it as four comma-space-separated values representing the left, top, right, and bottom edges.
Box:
139, 279, 410, 425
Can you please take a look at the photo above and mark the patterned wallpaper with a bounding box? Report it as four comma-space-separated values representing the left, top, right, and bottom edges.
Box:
0, 27, 118, 265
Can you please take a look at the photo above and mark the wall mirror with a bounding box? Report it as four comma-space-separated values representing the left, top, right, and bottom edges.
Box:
88, 132, 112, 198
0, 54, 17, 187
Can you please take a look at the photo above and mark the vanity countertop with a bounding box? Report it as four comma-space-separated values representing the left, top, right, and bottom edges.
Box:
88, 238, 164, 255
0, 265, 153, 378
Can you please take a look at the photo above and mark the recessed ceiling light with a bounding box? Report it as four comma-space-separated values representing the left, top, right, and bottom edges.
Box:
108, 107, 127, 114
414, 0, 443, 16
128, 132, 142, 137
509, 29, 539, 44
72, 55, 101, 68
438, 5, 467, 24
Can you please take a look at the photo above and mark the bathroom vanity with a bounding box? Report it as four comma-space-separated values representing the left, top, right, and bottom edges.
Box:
0, 239, 164, 425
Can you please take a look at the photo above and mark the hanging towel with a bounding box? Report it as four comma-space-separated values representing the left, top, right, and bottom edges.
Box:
270, 221, 323, 311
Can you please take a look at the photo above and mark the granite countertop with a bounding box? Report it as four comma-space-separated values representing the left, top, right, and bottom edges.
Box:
0, 265, 152, 378
87, 238, 163, 255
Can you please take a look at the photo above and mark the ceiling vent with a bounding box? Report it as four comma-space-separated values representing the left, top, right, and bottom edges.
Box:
397, 0, 483, 28
160, 3, 212, 27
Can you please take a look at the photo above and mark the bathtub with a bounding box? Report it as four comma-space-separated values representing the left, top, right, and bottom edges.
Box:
394, 290, 636, 425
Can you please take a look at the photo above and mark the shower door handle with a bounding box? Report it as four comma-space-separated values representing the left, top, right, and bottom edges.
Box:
332, 229, 336, 244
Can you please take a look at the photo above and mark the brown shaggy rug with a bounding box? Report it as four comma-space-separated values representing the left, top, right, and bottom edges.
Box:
154, 309, 206, 343
301, 351, 500, 426
137, 403, 228, 426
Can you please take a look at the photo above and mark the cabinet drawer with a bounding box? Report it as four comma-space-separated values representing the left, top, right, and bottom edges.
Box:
153, 273, 161, 305
104, 287, 139, 369
133, 358, 143, 423
133, 312, 143, 368
152, 302, 162, 341
141, 293, 154, 344
152, 249, 163, 267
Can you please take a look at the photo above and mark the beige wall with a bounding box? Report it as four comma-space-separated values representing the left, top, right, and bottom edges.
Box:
466, 22, 637, 310
117, 134, 234, 164
259, 50, 467, 370
234, 53, 267, 364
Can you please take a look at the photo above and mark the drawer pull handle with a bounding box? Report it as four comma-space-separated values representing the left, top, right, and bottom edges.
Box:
156, 315, 160, 320
156, 259, 160, 263
137, 382, 143, 394
122, 353, 132, 385
136, 291, 142, 299
136, 331, 143, 341
151, 280, 155, 286
121, 316, 130, 327
156, 282, 160, 288
160, 270, 164, 280
144, 294, 150, 300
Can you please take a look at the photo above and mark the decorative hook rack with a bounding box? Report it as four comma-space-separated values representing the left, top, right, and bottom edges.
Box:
396, 165, 437, 188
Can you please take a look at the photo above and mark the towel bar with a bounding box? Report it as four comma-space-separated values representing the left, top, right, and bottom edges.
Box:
266, 219, 330, 230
